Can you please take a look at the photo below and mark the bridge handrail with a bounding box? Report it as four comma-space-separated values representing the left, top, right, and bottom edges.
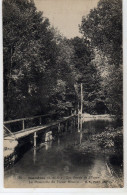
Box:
4, 125, 17, 140
4, 114, 77, 139
4, 113, 58, 124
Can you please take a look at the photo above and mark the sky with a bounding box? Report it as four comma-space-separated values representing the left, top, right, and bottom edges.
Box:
34, 0, 99, 38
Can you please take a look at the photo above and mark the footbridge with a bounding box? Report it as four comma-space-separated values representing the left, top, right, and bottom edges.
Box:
4, 113, 77, 147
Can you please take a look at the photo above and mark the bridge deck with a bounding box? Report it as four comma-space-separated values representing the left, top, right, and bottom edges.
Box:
4, 115, 76, 140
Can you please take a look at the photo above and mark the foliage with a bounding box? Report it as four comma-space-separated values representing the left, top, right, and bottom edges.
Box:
80, 0, 122, 117
80, 0, 122, 66
70, 37, 103, 114
3, 0, 122, 121
3, 0, 77, 120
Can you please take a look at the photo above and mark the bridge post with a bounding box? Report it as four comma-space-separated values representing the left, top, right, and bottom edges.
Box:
22, 120, 25, 130
34, 132, 37, 147
80, 115, 82, 131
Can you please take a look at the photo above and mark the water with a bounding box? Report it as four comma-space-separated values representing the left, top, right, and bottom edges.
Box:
4, 120, 123, 188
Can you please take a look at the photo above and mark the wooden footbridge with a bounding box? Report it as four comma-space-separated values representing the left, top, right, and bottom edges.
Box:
4, 113, 77, 147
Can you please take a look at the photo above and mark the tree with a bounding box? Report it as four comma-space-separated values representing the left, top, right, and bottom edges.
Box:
70, 37, 102, 114
3, 0, 58, 119
80, 0, 122, 66
3, 0, 78, 120
80, 0, 122, 117
48, 33, 78, 115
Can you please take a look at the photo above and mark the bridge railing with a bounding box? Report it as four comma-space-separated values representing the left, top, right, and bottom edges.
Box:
4, 113, 59, 134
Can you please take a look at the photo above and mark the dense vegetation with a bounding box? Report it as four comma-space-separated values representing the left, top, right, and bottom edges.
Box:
3, 0, 122, 121
80, 0, 122, 119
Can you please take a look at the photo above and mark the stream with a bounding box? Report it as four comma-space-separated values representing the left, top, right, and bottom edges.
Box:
4, 119, 123, 188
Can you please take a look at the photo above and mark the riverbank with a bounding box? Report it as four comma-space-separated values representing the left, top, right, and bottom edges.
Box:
74, 124, 123, 185
82, 113, 115, 122
4, 139, 18, 169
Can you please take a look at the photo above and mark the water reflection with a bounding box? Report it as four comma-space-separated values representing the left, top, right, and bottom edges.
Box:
57, 137, 60, 146
45, 140, 52, 150
79, 130, 83, 144
4, 119, 123, 188
33, 148, 36, 164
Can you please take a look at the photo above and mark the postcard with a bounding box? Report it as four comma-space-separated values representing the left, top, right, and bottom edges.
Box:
3, 0, 123, 188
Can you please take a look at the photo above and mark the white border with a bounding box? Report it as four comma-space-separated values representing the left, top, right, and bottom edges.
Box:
0, 0, 127, 194
0, 0, 3, 192
123, 0, 127, 191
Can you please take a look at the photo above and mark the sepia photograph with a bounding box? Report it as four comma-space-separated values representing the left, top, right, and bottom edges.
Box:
3, 0, 123, 188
